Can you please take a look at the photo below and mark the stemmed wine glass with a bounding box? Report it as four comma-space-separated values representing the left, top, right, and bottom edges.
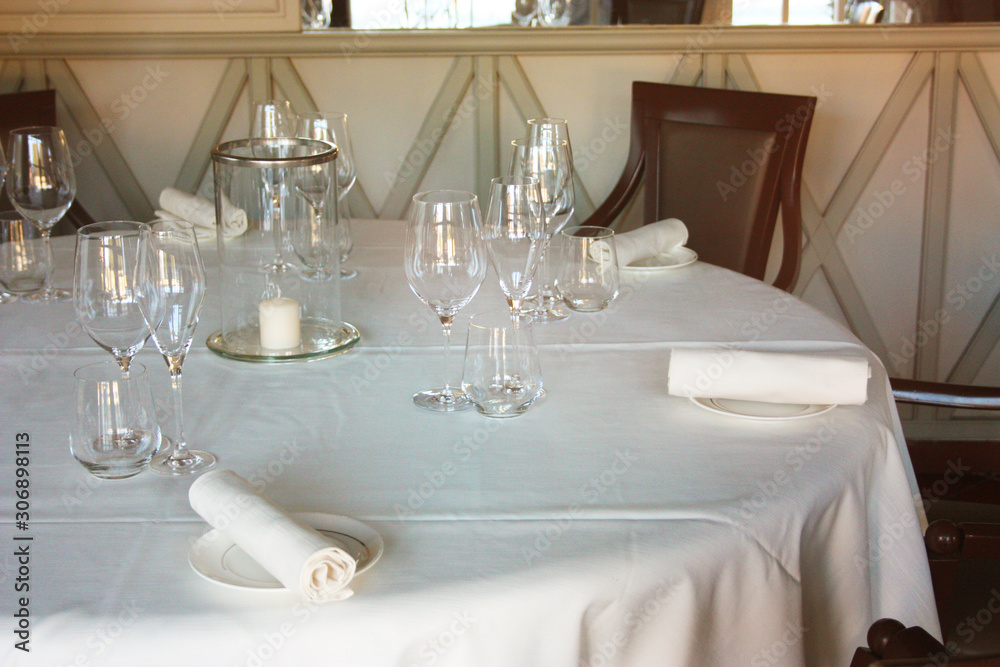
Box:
482, 175, 545, 317
6, 126, 76, 302
509, 135, 575, 322
252, 100, 296, 275
404, 190, 488, 412
296, 111, 358, 279
73, 221, 151, 377
0, 142, 14, 305
289, 149, 338, 281
138, 220, 216, 475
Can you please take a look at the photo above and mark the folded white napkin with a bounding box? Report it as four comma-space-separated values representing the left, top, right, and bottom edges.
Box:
591, 218, 689, 267
667, 347, 870, 405
189, 469, 357, 602
158, 187, 248, 239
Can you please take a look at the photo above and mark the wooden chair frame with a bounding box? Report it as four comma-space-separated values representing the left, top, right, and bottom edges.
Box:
582, 81, 815, 291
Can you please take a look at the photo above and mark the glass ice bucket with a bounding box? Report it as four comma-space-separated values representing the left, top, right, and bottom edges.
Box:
206, 137, 360, 362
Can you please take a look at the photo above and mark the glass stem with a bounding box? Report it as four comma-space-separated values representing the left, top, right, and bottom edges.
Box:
440, 315, 453, 394
40, 228, 54, 295
167, 359, 189, 458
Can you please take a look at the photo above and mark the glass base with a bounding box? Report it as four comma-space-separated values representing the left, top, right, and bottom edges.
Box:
340, 268, 358, 280
532, 306, 570, 323
0, 293, 16, 304
412, 388, 474, 412
149, 449, 217, 476
22, 287, 71, 303
207, 319, 360, 363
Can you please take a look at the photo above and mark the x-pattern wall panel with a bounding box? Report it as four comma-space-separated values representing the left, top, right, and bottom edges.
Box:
3, 43, 1000, 434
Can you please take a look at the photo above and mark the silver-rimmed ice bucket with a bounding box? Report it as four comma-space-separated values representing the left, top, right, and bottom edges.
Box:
206, 137, 359, 362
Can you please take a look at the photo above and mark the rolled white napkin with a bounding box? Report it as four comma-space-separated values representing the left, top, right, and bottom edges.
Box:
591, 218, 688, 267
153, 209, 214, 242
158, 187, 248, 238
667, 347, 870, 405
189, 469, 357, 602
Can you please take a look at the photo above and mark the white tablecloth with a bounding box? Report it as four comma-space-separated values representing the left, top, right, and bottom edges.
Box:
0, 220, 937, 666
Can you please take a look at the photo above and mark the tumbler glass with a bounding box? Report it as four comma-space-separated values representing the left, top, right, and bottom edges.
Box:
462, 311, 542, 418
558, 226, 619, 312
0, 211, 49, 297
70, 360, 161, 479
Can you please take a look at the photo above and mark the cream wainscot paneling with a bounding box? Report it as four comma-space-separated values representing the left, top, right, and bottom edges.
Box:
2, 25, 1000, 436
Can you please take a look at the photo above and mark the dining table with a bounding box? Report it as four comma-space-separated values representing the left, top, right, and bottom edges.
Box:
0, 217, 938, 666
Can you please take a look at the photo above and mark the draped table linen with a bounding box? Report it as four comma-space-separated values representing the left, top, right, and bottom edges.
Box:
0, 219, 936, 666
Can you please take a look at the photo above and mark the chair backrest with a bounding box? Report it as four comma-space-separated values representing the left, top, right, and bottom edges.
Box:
584, 81, 816, 291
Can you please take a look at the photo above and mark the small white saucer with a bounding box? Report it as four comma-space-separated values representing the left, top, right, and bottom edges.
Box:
622, 247, 698, 271
690, 397, 835, 421
189, 512, 383, 591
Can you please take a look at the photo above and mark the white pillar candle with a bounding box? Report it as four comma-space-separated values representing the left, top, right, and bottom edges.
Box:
259, 297, 301, 350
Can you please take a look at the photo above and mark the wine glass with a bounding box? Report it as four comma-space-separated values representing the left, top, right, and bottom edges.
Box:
289, 153, 338, 281
404, 190, 488, 412
508, 136, 575, 322
73, 221, 151, 377
296, 111, 358, 279
138, 220, 216, 475
6, 126, 76, 302
482, 175, 545, 316
0, 145, 14, 304
251, 100, 296, 275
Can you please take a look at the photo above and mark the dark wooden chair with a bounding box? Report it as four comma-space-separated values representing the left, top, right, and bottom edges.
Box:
849, 617, 1000, 665
610, 0, 704, 24
0, 89, 95, 235
869, 378, 1000, 660
582, 81, 816, 292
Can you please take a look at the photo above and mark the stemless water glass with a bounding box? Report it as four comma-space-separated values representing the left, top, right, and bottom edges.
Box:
509, 136, 575, 322
73, 222, 151, 377
404, 190, 488, 412
462, 311, 542, 418
138, 220, 216, 475
559, 226, 620, 312
0, 211, 48, 299
482, 175, 545, 316
296, 111, 358, 279
6, 126, 76, 302
252, 100, 297, 275
70, 360, 160, 479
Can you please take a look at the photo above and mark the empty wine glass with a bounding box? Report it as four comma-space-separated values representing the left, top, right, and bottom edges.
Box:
512, 0, 538, 25
0, 149, 15, 304
296, 111, 358, 279
251, 100, 296, 275
6, 126, 76, 302
73, 221, 151, 377
482, 175, 545, 316
404, 190, 488, 412
509, 136, 575, 322
289, 151, 338, 281
138, 220, 216, 475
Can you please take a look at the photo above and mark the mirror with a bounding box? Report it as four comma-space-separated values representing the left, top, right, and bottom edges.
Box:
319, 0, 1000, 30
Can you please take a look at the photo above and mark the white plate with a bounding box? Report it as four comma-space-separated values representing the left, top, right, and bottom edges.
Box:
189, 512, 383, 591
622, 247, 698, 272
690, 397, 835, 421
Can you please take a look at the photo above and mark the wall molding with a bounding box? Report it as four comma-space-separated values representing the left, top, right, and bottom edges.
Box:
2, 25, 1000, 59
